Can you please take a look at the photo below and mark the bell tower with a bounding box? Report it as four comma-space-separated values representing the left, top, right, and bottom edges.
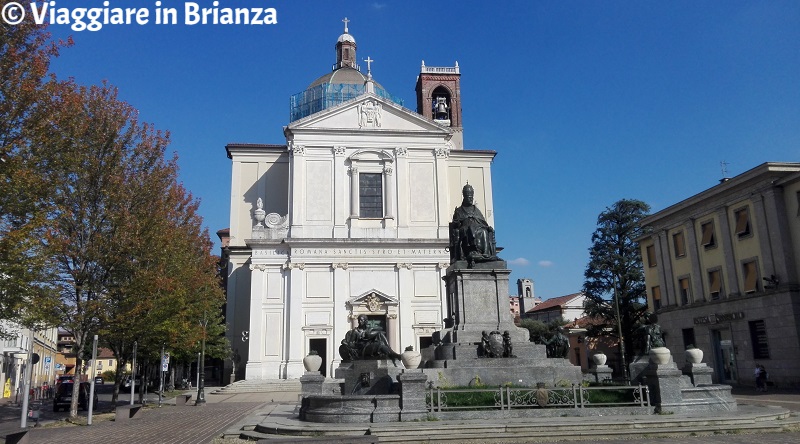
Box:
415, 61, 463, 149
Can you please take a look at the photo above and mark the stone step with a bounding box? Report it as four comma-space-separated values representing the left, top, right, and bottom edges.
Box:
211, 379, 301, 394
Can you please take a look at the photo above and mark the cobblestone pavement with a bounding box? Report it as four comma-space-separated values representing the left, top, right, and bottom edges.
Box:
0, 389, 271, 444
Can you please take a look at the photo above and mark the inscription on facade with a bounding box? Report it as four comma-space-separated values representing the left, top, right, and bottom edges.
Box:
293, 248, 445, 256
693, 312, 745, 325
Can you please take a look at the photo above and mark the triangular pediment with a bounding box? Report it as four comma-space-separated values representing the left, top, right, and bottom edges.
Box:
348, 290, 398, 307
287, 93, 452, 134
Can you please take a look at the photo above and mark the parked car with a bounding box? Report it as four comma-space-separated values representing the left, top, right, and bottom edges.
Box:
57, 375, 74, 385
53, 382, 98, 412
122, 376, 140, 388
94, 376, 104, 385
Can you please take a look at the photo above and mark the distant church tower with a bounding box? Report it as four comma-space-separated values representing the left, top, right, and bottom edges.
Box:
415, 61, 463, 149
517, 278, 537, 315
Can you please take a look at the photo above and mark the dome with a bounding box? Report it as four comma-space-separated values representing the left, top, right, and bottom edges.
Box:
308, 67, 384, 90
338, 33, 355, 44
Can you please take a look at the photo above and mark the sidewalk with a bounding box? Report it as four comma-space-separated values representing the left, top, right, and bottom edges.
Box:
0, 387, 274, 444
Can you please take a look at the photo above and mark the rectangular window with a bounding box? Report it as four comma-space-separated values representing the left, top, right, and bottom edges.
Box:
700, 221, 716, 249
672, 231, 686, 258
749, 320, 770, 359
682, 328, 696, 350
708, 269, 722, 300
734, 207, 751, 238
646, 245, 657, 268
743, 260, 759, 293
679, 277, 691, 305
652, 286, 662, 310
359, 173, 383, 218
108, 359, 113, 366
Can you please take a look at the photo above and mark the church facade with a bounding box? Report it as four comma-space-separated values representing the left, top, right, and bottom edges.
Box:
224, 21, 497, 379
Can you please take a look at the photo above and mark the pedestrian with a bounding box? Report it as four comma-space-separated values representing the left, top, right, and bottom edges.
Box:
755, 364, 768, 392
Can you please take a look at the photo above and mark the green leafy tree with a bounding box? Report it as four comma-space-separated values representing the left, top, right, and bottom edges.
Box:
582, 199, 651, 371
0, 8, 71, 335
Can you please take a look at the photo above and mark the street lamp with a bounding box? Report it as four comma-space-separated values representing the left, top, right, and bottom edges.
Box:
196, 316, 208, 405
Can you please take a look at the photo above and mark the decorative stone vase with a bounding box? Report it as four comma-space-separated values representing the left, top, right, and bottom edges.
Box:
591, 352, 607, 366
649, 347, 671, 365
685, 348, 704, 364
303, 352, 322, 372
401, 348, 422, 369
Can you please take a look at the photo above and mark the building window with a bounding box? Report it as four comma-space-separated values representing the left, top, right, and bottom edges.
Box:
359, 173, 383, 218
682, 328, 696, 349
679, 277, 691, 305
108, 359, 113, 366
749, 320, 770, 359
652, 286, 662, 310
743, 260, 759, 293
672, 231, 686, 258
700, 221, 716, 249
708, 269, 722, 300
734, 207, 751, 238
646, 245, 657, 268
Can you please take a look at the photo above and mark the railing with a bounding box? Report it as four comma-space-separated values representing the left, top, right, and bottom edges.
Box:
420, 66, 460, 74
426, 384, 649, 412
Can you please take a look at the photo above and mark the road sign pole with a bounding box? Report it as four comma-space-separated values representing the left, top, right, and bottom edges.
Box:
88, 335, 98, 425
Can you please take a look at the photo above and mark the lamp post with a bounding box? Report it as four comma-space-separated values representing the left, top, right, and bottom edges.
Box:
196, 316, 208, 405
611, 273, 630, 383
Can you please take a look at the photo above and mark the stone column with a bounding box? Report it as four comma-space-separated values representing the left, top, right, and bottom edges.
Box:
397, 262, 413, 350
245, 263, 266, 377
284, 263, 306, 378
656, 230, 675, 306
383, 164, 395, 220
333, 146, 348, 237
290, 144, 306, 236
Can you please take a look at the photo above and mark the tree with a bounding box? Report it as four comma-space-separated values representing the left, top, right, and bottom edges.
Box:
0, 7, 71, 335
582, 199, 651, 374
519, 317, 567, 344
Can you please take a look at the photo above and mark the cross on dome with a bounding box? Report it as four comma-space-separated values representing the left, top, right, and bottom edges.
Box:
364, 56, 374, 76
342, 17, 350, 33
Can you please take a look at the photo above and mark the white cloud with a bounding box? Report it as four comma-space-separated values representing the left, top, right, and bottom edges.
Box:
372, 3, 387, 9
508, 257, 530, 266
538, 260, 554, 267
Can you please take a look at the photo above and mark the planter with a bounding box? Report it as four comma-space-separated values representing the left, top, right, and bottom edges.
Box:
685, 348, 704, 364
649, 347, 671, 365
303, 353, 322, 372
591, 352, 607, 366
401, 350, 422, 369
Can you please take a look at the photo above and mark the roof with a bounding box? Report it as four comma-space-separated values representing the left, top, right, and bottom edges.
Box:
526, 292, 584, 313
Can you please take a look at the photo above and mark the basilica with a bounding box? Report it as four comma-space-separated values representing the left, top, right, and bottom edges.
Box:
224, 20, 498, 379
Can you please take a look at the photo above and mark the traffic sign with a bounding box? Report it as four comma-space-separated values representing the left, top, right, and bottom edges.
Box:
161, 352, 170, 371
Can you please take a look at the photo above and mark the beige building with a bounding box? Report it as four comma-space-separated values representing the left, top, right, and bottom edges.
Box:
637, 162, 800, 387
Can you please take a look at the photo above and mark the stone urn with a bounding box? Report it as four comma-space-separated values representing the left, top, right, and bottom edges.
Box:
649, 347, 671, 365
401, 346, 422, 369
591, 352, 607, 366
685, 348, 704, 364
303, 351, 322, 372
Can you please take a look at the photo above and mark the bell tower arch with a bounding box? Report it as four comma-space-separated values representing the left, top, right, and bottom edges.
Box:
415, 61, 463, 149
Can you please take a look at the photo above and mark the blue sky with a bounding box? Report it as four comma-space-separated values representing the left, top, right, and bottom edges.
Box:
43, 1, 799, 300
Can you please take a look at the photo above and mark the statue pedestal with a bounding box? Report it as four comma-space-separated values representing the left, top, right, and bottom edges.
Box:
442, 262, 528, 344
589, 365, 613, 384
682, 362, 714, 386
300, 372, 326, 395
336, 360, 403, 395
643, 361, 684, 412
